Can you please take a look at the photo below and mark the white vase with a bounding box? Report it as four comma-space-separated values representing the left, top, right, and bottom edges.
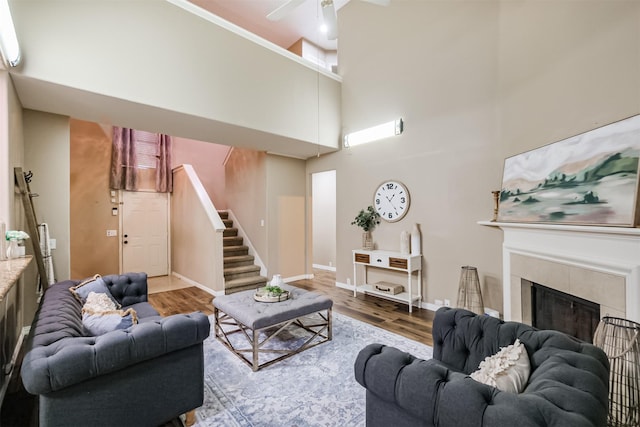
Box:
410, 224, 421, 255
400, 231, 410, 255
6, 238, 19, 259
0, 221, 5, 261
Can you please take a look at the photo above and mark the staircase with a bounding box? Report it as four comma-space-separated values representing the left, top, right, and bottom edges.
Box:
220, 211, 268, 294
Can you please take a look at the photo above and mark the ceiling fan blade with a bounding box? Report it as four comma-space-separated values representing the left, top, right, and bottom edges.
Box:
321, 0, 338, 40
267, 0, 307, 21
361, 0, 390, 6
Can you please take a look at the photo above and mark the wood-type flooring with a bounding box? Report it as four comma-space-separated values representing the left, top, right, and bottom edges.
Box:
148, 269, 435, 346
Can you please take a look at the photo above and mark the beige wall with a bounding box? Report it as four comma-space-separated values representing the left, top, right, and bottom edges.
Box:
225, 148, 268, 262
306, 0, 640, 314
0, 71, 40, 332
172, 137, 229, 209
9, 0, 342, 157
0, 71, 25, 234
5, 0, 638, 320
311, 170, 336, 268
266, 155, 307, 279
171, 165, 225, 292
23, 110, 70, 282
69, 119, 119, 278
225, 148, 307, 280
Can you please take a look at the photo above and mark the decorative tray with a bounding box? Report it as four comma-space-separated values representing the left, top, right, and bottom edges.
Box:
254, 288, 290, 303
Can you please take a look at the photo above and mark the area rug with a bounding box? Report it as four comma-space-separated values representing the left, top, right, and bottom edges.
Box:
194, 312, 433, 427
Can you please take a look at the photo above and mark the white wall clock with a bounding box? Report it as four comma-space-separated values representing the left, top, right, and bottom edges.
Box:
373, 180, 410, 222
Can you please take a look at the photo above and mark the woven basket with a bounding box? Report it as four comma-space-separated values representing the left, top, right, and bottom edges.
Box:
593, 316, 640, 427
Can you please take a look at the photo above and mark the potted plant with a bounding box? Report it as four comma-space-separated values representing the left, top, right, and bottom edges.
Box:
351, 206, 380, 250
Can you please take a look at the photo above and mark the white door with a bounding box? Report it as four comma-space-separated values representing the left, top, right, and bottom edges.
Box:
121, 191, 169, 277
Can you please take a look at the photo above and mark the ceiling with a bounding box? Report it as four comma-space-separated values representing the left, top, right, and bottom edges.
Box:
188, 0, 349, 51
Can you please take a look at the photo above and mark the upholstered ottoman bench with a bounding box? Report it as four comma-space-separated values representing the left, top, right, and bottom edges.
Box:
213, 284, 333, 371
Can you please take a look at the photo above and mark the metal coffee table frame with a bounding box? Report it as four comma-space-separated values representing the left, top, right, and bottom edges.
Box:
214, 306, 332, 371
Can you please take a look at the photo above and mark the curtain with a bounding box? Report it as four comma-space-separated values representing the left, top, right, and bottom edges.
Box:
110, 127, 138, 190
156, 134, 173, 192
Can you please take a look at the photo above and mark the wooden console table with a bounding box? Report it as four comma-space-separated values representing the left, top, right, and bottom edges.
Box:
352, 249, 422, 312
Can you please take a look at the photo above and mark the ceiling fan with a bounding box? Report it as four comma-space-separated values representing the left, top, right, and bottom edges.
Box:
266, 0, 390, 41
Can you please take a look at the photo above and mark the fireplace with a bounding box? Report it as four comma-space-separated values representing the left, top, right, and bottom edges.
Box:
479, 221, 640, 325
529, 281, 600, 342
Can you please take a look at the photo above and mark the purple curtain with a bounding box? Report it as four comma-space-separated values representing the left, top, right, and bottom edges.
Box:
156, 134, 173, 193
110, 127, 137, 190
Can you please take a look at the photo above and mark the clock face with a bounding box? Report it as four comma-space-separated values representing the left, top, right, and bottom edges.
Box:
373, 180, 410, 222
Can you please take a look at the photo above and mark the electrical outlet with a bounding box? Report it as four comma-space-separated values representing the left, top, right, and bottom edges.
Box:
106, 230, 117, 237
444, 299, 451, 307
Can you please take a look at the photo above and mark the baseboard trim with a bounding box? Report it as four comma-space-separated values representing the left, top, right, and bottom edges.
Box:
336, 281, 437, 312
284, 274, 313, 283
171, 272, 222, 297
312, 264, 336, 272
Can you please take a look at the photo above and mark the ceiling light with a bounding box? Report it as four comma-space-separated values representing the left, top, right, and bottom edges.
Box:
320, 24, 328, 34
344, 118, 404, 148
0, 0, 20, 67
321, 0, 337, 40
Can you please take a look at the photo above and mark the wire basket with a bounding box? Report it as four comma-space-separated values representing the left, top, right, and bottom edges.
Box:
593, 316, 640, 427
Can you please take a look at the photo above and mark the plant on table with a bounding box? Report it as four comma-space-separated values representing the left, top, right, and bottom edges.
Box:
265, 285, 284, 296
351, 206, 380, 232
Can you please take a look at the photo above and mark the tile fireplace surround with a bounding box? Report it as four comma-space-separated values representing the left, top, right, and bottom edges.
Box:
479, 221, 640, 324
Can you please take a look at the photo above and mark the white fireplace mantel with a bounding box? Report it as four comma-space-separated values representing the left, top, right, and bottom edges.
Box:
479, 221, 640, 323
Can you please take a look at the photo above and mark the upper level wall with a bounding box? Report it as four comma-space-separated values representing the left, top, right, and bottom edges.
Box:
8, 0, 341, 159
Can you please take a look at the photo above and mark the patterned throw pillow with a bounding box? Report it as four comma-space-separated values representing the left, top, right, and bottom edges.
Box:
69, 274, 121, 308
83, 291, 117, 312
470, 339, 531, 393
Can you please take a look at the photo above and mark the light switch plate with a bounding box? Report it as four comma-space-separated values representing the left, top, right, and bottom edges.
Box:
106, 230, 117, 237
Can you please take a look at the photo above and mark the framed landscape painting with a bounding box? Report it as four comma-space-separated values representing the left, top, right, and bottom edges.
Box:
498, 115, 640, 227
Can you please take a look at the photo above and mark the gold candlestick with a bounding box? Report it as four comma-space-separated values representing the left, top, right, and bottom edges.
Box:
492, 190, 501, 221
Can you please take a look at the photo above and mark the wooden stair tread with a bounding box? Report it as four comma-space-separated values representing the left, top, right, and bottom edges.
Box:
225, 275, 268, 289
224, 255, 254, 264
224, 265, 260, 274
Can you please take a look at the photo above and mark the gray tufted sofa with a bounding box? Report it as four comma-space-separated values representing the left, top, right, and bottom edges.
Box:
355, 307, 609, 427
21, 272, 211, 427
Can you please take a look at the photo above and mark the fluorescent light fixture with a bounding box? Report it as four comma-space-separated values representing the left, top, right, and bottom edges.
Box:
0, 0, 21, 67
344, 118, 404, 148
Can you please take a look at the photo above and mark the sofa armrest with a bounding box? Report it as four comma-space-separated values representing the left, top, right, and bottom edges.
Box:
21, 311, 210, 395
355, 343, 453, 423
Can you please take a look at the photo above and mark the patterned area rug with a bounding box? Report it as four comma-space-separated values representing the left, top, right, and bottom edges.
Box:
194, 312, 433, 427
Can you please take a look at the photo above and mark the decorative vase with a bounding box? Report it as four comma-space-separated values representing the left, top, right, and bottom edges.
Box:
6, 238, 19, 259
271, 274, 283, 287
0, 221, 5, 261
400, 231, 410, 255
362, 230, 374, 250
410, 224, 421, 255
457, 266, 484, 315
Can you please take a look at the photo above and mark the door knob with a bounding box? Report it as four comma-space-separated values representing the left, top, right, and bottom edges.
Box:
124, 240, 128, 244
124, 234, 128, 238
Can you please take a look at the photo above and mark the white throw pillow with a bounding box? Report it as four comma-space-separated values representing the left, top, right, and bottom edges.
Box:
470, 339, 531, 393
